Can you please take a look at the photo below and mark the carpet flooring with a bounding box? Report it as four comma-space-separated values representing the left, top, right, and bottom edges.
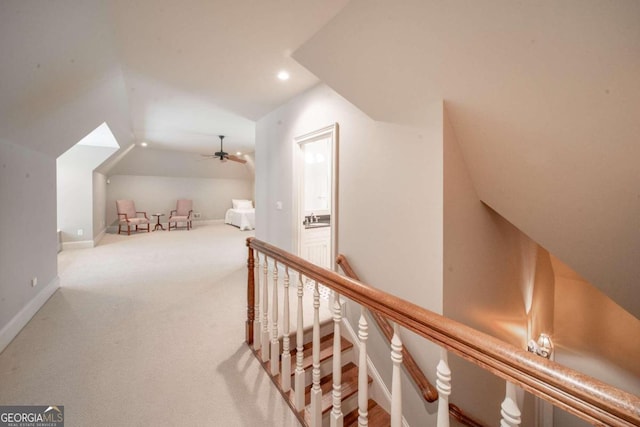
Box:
0, 223, 301, 426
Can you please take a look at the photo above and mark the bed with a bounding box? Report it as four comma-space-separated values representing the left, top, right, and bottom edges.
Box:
225, 199, 255, 231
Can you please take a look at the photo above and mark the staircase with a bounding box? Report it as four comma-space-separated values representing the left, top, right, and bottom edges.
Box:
251, 319, 391, 427
245, 237, 640, 427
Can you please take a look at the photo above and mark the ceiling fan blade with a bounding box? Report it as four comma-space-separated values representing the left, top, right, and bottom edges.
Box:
227, 155, 247, 164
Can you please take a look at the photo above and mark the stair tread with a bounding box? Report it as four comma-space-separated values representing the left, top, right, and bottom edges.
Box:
297, 333, 353, 372
257, 332, 353, 380
343, 399, 391, 427
303, 362, 371, 423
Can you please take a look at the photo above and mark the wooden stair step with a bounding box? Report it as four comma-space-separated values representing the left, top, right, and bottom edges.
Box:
297, 332, 353, 371
303, 362, 370, 423
259, 332, 352, 381
343, 399, 391, 427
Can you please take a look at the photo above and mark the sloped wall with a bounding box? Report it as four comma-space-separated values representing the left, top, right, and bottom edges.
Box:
293, 0, 640, 318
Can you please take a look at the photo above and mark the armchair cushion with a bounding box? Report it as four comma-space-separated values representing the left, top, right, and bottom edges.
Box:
168, 199, 193, 231
116, 200, 150, 235
170, 199, 193, 218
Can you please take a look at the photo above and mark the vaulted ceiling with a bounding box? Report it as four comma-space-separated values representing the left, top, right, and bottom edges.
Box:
1, 0, 638, 316
0, 0, 349, 156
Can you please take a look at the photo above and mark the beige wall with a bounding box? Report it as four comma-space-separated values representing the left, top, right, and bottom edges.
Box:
294, 0, 640, 318
444, 108, 542, 426
552, 256, 640, 393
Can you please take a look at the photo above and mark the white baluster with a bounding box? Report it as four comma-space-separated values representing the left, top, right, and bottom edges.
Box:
358, 307, 369, 427
253, 252, 261, 350
330, 293, 343, 427
436, 348, 451, 427
261, 255, 270, 362
281, 266, 291, 391
500, 382, 522, 427
310, 281, 322, 427
294, 273, 305, 410
390, 323, 403, 427
271, 261, 280, 376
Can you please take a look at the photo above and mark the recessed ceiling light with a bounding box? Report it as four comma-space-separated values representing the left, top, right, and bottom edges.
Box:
277, 70, 290, 81
236, 152, 242, 156
140, 142, 148, 147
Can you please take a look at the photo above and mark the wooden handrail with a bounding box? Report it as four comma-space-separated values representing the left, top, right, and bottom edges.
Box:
247, 237, 640, 427
336, 254, 439, 402
449, 404, 485, 427
245, 240, 255, 346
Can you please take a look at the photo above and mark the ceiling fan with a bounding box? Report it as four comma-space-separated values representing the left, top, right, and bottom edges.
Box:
201, 135, 246, 164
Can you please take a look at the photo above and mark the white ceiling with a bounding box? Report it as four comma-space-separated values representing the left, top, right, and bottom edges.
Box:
108, 0, 351, 155
0, 0, 350, 156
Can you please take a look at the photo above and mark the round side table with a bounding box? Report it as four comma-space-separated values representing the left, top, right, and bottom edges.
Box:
152, 213, 165, 231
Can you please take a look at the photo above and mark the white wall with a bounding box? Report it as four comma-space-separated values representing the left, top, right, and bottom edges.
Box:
93, 172, 108, 239
256, 84, 444, 425
57, 145, 117, 244
106, 175, 253, 226
108, 145, 253, 179
0, 140, 58, 346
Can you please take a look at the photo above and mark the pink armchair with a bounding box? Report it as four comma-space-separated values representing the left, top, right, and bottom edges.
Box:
116, 200, 150, 235
168, 199, 193, 231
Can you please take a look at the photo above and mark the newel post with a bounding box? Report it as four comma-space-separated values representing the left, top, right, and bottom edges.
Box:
246, 237, 255, 345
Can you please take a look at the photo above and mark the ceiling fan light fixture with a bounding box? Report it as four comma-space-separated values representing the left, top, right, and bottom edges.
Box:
200, 135, 247, 164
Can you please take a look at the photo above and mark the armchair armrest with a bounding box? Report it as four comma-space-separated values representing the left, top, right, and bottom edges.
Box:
136, 211, 149, 219
187, 209, 193, 219
118, 213, 130, 222
170, 209, 177, 216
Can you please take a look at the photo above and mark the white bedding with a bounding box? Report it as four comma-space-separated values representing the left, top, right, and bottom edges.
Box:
225, 208, 255, 231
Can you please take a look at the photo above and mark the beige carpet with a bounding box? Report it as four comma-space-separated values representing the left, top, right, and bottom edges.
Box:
0, 222, 301, 426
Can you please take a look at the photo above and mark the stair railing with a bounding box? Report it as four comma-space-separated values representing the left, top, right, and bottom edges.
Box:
336, 254, 439, 403
337, 254, 485, 427
246, 237, 640, 427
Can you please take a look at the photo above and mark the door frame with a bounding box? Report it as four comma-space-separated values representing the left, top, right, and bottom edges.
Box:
292, 123, 339, 270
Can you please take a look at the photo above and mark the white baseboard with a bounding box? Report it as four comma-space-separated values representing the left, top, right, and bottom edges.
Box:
62, 240, 94, 250
106, 220, 224, 234
0, 276, 60, 354
196, 219, 225, 225
93, 228, 106, 246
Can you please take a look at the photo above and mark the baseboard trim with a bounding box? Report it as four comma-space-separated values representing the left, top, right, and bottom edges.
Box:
62, 240, 94, 250
93, 228, 106, 246
196, 219, 225, 225
0, 276, 60, 354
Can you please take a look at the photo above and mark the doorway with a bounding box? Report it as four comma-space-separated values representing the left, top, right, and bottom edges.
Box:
294, 123, 338, 271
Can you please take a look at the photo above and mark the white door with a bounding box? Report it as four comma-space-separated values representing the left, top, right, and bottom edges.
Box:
294, 124, 338, 270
